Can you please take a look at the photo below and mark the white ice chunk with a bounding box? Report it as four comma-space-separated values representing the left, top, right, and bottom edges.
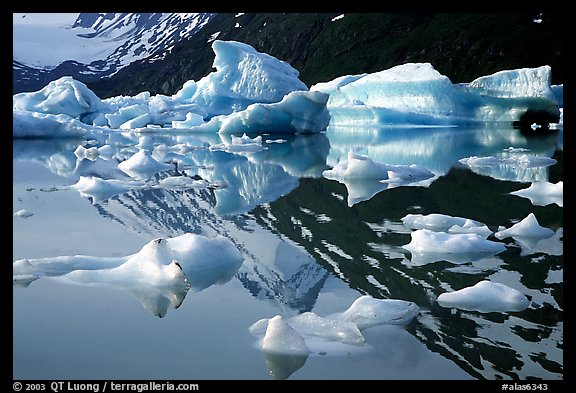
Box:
117, 149, 173, 180
494, 213, 555, 240
13, 76, 105, 118
510, 181, 563, 207
284, 312, 365, 345
13, 209, 34, 218
402, 213, 492, 238
262, 315, 310, 355
404, 229, 507, 255
334, 295, 420, 329
437, 280, 530, 313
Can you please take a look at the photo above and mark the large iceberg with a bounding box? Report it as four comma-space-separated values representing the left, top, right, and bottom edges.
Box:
13, 39, 562, 138
13, 40, 330, 137
311, 63, 560, 127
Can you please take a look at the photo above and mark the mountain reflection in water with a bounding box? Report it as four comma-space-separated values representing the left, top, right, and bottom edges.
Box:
13, 125, 562, 380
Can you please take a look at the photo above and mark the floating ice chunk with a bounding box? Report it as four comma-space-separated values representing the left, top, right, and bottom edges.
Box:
157, 176, 211, 190
495, 213, 554, 240
164, 233, 244, 290
14, 233, 244, 316
324, 151, 433, 187
118, 149, 173, 180
253, 312, 365, 345
404, 229, 507, 255
13, 209, 34, 218
382, 164, 434, 185
437, 280, 530, 313
510, 181, 563, 207
74, 144, 115, 161
70, 176, 140, 204
13, 76, 105, 118
323, 151, 391, 180
313, 64, 560, 127
210, 133, 266, 153
402, 213, 492, 238
65, 238, 187, 287
334, 295, 420, 329
13, 234, 242, 287
494, 213, 555, 249
262, 315, 310, 355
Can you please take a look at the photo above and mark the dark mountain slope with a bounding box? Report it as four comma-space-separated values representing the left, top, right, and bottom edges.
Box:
88, 12, 563, 98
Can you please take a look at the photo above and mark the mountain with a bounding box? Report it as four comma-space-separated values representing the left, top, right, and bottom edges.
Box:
13, 12, 564, 98
86, 12, 564, 98
12, 13, 215, 93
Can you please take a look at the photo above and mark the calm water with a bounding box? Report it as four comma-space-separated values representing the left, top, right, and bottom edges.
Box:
13, 125, 563, 381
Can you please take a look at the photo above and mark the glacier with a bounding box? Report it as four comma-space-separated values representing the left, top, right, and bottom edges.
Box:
13, 40, 562, 138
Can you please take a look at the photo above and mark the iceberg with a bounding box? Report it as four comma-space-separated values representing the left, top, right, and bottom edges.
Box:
250, 295, 419, 355
437, 280, 530, 313
311, 63, 560, 128
13, 40, 330, 138
13, 39, 561, 138
494, 213, 555, 250
403, 228, 507, 266
510, 181, 563, 207
13, 233, 244, 317
402, 213, 492, 238
322, 151, 435, 206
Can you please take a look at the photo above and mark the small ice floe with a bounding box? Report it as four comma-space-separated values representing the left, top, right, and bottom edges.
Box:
249, 295, 419, 379
437, 280, 530, 313
494, 213, 555, 249
510, 181, 563, 207
13, 233, 244, 317
74, 144, 115, 161
402, 213, 492, 238
324, 151, 432, 182
210, 133, 265, 153
13, 209, 34, 218
323, 151, 434, 206
118, 149, 173, 180
157, 176, 211, 190
403, 229, 507, 265
330, 295, 420, 329
250, 295, 419, 353
260, 315, 310, 380
70, 176, 144, 204
262, 315, 311, 355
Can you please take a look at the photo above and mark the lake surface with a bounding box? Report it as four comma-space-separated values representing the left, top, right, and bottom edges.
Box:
13, 125, 563, 381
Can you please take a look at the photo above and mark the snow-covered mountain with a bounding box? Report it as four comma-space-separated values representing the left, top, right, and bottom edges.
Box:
13, 12, 214, 93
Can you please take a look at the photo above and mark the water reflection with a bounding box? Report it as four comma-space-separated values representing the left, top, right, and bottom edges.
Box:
326, 125, 559, 182
13, 125, 562, 379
